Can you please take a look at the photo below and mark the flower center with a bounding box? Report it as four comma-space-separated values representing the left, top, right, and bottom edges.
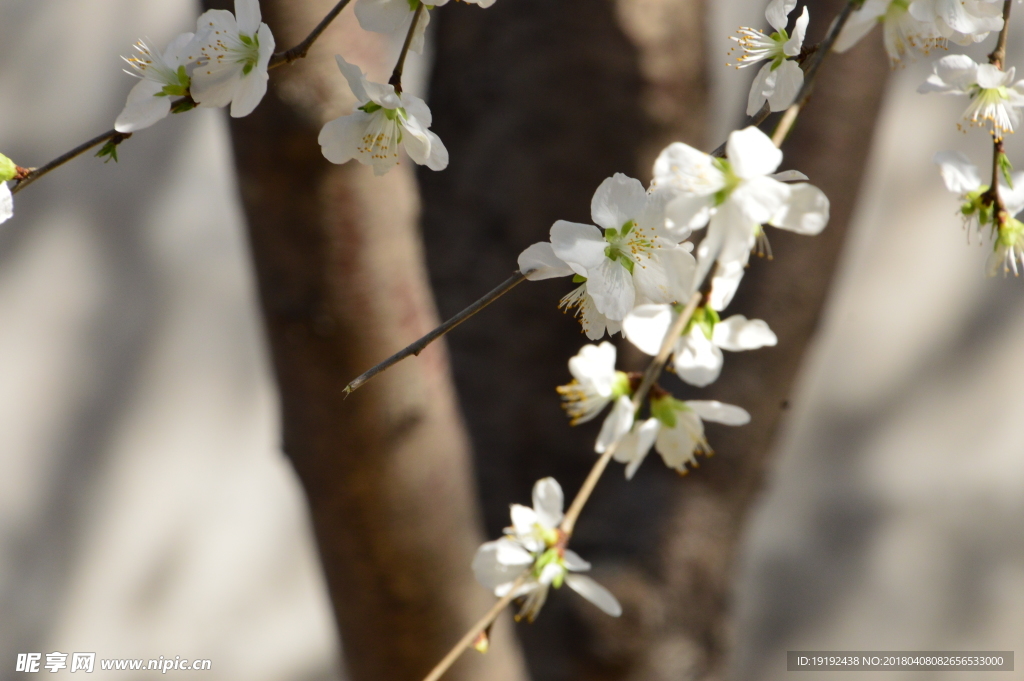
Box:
603, 219, 658, 273
712, 158, 742, 206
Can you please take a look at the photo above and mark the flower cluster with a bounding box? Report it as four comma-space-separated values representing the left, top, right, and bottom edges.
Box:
472, 478, 621, 622
115, 0, 275, 133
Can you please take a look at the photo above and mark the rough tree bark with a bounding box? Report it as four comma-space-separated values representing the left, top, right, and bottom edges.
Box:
422, 1, 889, 680
202, 2, 528, 680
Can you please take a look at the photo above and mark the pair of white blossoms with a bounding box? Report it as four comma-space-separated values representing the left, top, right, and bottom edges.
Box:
517, 125, 828, 345
115, 0, 480, 176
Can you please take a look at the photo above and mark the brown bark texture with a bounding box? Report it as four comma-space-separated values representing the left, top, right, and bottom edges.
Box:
421, 1, 889, 680
202, 1, 528, 681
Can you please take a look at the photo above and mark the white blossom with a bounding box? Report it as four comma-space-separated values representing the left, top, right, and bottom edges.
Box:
934, 150, 1024, 274
472, 477, 622, 622
191, 0, 275, 118
834, 0, 946, 63
319, 56, 448, 176
623, 304, 777, 387
652, 126, 829, 310
355, 0, 434, 54
556, 342, 630, 425
919, 55, 1024, 139
909, 0, 1004, 44
115, 33, 196, 132
730, 0, 809, 116
523, 174, 696, 325
613, 399, 750, 478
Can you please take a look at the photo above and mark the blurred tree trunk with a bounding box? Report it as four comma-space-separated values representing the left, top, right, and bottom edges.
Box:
202, 2, 528, 681
422, 1, 889, 681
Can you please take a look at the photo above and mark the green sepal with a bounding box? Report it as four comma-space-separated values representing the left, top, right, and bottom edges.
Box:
685, 305, 720, 340
610, 371, 632, 399
95, 140, 121, 164
0, 152, 16, 182
999, 152, 1014, 189
171, 98, 196, 114
359, 102, 383, 114
620, 220, 634, 236
649, 395, 678, 428
572, 274, 587, 284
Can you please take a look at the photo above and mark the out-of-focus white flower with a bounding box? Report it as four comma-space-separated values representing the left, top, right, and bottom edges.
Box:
613, 398, 750, 478
319, 56, 448, 175
623, 304, 777, 387
834, 1, 937, 63
653, 126, 829, 309
934, 150, 1024, 275
909, 0, 1004, 44
472, 477, 622, 622
355, 0, 500, 53
730, 0, 809, 115
115, 33, 196, 132
919, 55, 1024, 139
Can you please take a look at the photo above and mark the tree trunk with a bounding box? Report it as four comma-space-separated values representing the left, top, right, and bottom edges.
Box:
202, 2, 528, 680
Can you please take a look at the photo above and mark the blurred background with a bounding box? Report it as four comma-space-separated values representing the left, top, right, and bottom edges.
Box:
1, 1, 1022, 680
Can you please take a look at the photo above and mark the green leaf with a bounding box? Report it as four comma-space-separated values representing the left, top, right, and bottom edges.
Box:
171, 99, 196, 114
95, 140, 121, 164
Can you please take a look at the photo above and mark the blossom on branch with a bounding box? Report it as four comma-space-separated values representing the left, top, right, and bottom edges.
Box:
623, 303, 777, 387
918, 55, 1024, 139
613, 398, 750, 479
909, 0, 1004, 44
319, 56, 448, 175
934, 150, 1024, 275
730, 0, 809, 116
355, 0, 433, 55
115, 34, 196, 132
472, 477, 622, 622
521, 174, 696, 330
191, 0, 275, 118
652, 126, 829, 310
834, 0, 942, 62
555, 342, 639, 453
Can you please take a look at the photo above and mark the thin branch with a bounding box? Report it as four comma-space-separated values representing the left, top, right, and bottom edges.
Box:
343, 271, 527, 395
771, 0, 858, 147
269, 0, 354, 68
13, 0, 354, 194
983, 0, 1015, 223
11, 129, 119, 194
559, 291, 702, 537
389, 1, 426, 94
421, 577, 524, 681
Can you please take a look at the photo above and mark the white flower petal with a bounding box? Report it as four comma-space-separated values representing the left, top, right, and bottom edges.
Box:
708, 256, 748, 312
747, 63, 774, 117
563, 549, 591, 572
591, 173, 648, 230
765, 0, 797, 31
519, 242, 575, 280
933, 150, 982, 194
770, 169, 808, 182
586, 258, 636, 321
550, 220, 607, 273
712, 315, 777, 351
833, 0, 887, 52
0, 182, 12, 225
766, 59, 803, 111
335, 55, 371, 103
235, 0, 262, 36
318, 111, 370, 164
769, 182, 830, 234
686, 400, 751, 425
731, 176, 791, 225
654, 417, 700, 472
617, 417, 661, 480
633, 244, 697, 306
532, 477, 564, 529
596, 396, 635, 454
622, 304, 675, 356
495, 538, 534, 566
652, 142, 725, 197
784, 6, 809, 56
115, 79, 172, 133
510, 504, 538, 538
472, 540, 528, 592
565, 574, 622, 617
675, 327, 724, 387
726, 126, 783, 180
1002, 171, 1024, 217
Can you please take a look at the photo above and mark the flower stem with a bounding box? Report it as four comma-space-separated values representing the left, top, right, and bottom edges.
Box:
268, 0, 354, 69
986, 0, 1014, 222
343, 271, 528, 395
13, 0, 355, 194
389, 1, 426, 94
420, 577, 524, 681
558, 291, 702, 537
770, 0, 858, 148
